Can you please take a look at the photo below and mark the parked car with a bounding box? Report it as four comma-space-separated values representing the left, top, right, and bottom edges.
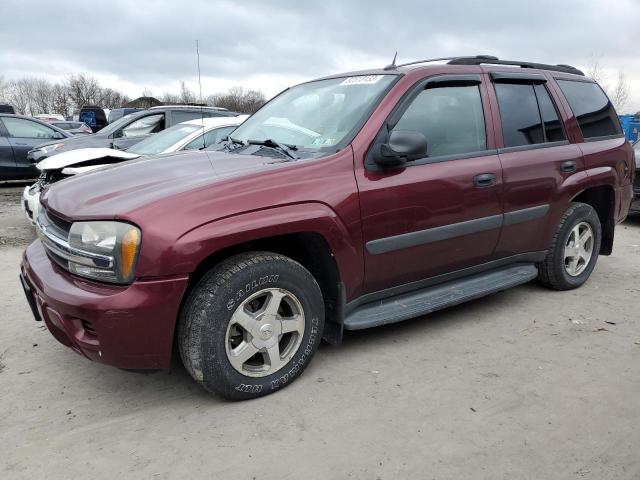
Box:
0, 104, 16, 114
78, 106, 109, 133
20, 55, 633, 400
34, 114, 66, 122
27, 106, 239, 163
0, 114, 71, 180
631, 139, 640, 213
21, 115, 247, 223
108, 108, 144, 123
48, 121, 93, 135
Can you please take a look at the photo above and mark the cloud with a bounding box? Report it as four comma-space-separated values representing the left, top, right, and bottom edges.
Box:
1, 0, 639, 111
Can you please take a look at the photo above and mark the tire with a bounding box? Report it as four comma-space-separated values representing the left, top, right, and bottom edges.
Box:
538, 202, 602, 290
178, 252, 324, 400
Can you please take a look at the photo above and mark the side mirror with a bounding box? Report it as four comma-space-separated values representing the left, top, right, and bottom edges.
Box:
53, 132, 65, 139
375, 130, 427, 168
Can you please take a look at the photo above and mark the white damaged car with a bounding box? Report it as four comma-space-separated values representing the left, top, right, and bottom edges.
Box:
22, 115, 247, 223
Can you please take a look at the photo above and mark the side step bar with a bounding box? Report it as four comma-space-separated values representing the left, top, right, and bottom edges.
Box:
343, 263, 538, 330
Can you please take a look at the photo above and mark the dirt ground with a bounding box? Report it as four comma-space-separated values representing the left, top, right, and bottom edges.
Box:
1, 182, 639, 480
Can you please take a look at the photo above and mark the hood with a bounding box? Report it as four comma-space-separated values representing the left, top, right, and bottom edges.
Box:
38, 148, 140, 171
42, 150, 282, 220
36, 133, 114, 151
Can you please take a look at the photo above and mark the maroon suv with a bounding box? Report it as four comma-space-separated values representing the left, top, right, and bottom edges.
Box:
20, 55, 634, 399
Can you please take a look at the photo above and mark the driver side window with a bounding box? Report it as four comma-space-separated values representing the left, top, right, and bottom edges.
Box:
393, 85, 486, 158
120, 114, 164, 138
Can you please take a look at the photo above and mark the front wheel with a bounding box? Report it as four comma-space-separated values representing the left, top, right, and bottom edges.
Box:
178, 252, 324, 400
538, 202, 602, 290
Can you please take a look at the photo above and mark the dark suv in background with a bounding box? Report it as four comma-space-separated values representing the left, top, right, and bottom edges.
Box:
21, 56, 633, 400
28, 105, 240, 162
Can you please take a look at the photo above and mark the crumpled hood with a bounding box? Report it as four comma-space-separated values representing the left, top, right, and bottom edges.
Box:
42, 150, 280, 220
37, 148, 140, 171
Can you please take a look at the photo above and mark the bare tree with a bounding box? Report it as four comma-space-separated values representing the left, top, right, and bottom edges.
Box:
50, 83, 72, 118
585, 55, 631, 112
66, 73, 102, 107
31, 78, 53, 114
179, 81, 196, 104
0, 75, 7, 103
5, 78, 35, 114
208, 86, 266, 113
160, 91, 180, 104
609, 70, 630, 113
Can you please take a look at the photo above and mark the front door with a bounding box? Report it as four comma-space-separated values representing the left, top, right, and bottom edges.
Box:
0, 120, 17, 179
356, 75, 503, 294
1, 117, 62, 176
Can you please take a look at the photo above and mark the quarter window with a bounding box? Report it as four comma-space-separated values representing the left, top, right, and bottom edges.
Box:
556, 80, 622, 139
392, 85, 486, 157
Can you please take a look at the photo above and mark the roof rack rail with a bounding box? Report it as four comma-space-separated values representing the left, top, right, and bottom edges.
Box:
386, 55, 584, 76
447, 56, 584, 76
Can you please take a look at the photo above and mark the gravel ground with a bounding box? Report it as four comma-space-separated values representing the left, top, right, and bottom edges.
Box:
1, 182, 639, 479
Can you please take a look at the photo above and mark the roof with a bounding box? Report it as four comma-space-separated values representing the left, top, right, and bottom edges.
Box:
313, 55, 589, 83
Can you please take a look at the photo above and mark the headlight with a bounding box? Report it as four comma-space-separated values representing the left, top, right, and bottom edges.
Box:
42, 143, 65, 153
68, 221, 141, 284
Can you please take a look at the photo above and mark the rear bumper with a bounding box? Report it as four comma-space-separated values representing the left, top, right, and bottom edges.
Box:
20, 240, 189, 370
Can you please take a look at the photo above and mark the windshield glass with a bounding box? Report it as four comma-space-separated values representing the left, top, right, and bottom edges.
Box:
229, 74, 397, 153
98, 112, 143, 136
127, 123, 201, 155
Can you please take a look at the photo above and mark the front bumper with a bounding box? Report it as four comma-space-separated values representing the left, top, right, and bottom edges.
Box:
20, 240, 189, 370
22, 184, 41, 225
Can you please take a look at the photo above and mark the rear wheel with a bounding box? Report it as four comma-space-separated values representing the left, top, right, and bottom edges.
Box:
178, 252, 324, 400
538, 202, 602, 290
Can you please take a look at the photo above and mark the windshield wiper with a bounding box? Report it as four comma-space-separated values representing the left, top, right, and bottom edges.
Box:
247, 139, 299, 160
218, 136, 246, 152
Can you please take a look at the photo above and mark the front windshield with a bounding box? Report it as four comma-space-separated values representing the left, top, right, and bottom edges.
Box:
229, 74, 397, 152
98, 112, 141, 136
127, 123, 202, 155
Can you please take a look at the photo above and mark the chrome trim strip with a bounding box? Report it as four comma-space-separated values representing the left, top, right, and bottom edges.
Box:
36, 218, 114, 269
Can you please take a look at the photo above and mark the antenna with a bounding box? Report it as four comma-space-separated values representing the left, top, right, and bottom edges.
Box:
196, 39, 206, 149
384, 51, 398, 70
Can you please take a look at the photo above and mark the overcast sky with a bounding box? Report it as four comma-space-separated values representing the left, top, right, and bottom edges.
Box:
1, 0, 639, 112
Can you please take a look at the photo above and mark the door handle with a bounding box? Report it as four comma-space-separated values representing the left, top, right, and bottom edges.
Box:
560, 160, 577, 173
473, 173, 496, 187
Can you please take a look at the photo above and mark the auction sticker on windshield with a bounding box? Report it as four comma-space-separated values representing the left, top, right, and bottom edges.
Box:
340, 75, 384, 85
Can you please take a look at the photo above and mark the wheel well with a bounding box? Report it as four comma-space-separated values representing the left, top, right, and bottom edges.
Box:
180, 232, 343, 345
572, 186, 615, 255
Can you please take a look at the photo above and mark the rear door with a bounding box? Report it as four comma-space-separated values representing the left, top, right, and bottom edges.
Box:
0, 119, 18, 179
356, 74, 504, 293
489, 72, 584, 257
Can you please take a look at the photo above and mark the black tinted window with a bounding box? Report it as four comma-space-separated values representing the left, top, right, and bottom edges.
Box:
392, 85, 486, 157
495, 83, 544, 147
495, 83, 566, 147
557, 80, 621, 139
534, 84, 566, 142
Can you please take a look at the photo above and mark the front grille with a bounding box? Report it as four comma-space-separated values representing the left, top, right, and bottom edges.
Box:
45, 210, 71, 237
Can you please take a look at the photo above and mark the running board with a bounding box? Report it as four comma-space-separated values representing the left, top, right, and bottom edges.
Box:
343, 263, 538, 330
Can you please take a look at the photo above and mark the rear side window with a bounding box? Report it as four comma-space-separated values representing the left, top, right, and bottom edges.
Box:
495, 83, 566, 147
556, 80, 622, 139
392, 85, 486, 157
